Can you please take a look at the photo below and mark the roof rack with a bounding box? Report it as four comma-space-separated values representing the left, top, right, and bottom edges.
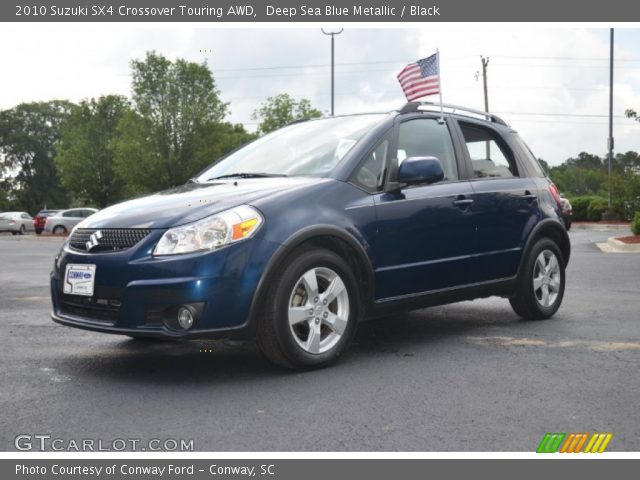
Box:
399, 101, 507, 126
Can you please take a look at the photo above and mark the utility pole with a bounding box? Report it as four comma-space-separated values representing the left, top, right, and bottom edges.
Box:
608, 28, 614, 208
481, 56, 490, 158
321, 28, 343, 116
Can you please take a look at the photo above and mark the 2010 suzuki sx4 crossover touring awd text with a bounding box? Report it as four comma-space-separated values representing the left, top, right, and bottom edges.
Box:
51, 102, 570, 369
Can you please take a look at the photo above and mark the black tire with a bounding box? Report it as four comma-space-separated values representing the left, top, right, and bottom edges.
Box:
35, 229, 43, 235
565, 217, 572, 230
11, 231, 18, 236
19, 225, 26, 235
53, 225, 67, 235
256, 247, 361, 370
510, 238, 566, 320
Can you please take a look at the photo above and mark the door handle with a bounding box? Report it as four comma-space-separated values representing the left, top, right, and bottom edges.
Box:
522, 190, 537, 202
452, 197, 474, 208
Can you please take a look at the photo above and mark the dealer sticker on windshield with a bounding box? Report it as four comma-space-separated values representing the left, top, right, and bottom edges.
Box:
63, 264, 96, 296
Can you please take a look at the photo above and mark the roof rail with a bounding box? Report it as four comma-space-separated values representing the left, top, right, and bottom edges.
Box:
399, 101, 507, 126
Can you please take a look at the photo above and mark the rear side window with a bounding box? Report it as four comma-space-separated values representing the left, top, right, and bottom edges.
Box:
397, 119, 458, 182
63, 210, 80, 218
514, 135, 546, 177
460, 123, 517, 178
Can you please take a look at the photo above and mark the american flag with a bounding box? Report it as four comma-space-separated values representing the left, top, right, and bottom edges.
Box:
397, 53, 440, 102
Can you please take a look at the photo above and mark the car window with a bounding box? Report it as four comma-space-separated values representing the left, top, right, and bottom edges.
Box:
397, 119, 458, 182
22, 213, 31, 219
460, 123, 517, 178
82, 209, 96, 218
351, 138, 390, 192
63, 210, 80, 218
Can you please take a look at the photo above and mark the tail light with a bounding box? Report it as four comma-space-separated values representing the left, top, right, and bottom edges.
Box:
548, 182, 563, 209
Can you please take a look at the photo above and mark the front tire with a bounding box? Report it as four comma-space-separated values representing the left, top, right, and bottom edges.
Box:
257, 247, 360, 370
510, 238, 565, 320
19, 225, 25, 235
53, 225, 67, 235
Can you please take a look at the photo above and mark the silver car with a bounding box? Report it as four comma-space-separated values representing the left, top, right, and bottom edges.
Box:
0, 212, 36, 235
44, 208, 98, 235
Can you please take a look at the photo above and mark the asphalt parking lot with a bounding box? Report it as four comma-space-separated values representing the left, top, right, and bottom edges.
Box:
1, 228, 638, 452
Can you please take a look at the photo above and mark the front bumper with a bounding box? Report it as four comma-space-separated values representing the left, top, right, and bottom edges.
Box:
50, 230, 280, 339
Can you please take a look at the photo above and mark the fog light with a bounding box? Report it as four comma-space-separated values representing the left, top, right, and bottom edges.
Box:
177, 306, 195, 330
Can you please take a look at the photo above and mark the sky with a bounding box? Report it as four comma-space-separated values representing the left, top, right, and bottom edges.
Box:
1, 24, 639, 165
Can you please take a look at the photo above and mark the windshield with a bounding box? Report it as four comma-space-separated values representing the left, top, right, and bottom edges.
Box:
196, 114, 386, 181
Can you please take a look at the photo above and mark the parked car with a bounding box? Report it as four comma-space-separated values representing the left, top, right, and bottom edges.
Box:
0, 211, 35, 235
44, 208, 98, 235
33, 209, 60, 234
559, 194, 572, 230
50, 102, 570, 370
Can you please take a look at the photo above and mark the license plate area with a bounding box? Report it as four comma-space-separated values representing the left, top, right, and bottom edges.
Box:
63, 264, 96, 296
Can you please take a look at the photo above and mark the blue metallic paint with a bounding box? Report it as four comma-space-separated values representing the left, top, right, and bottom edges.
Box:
50, 111, 569, 340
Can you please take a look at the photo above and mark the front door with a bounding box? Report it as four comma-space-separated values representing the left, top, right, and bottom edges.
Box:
373, 118, 476, 300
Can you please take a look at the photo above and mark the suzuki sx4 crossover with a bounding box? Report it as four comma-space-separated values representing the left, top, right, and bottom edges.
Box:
51, 102, 570, 369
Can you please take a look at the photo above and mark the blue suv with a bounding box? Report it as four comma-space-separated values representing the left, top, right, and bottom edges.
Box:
51, 102, 570, 369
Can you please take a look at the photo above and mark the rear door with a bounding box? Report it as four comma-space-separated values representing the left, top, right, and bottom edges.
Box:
456, 120, 538, 282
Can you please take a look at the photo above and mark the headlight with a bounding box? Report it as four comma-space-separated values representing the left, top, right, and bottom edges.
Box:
153, 205, 263, 256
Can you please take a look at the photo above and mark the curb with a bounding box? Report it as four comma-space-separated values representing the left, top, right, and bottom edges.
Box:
596, 237, 640, 253
572, 223, 631, 232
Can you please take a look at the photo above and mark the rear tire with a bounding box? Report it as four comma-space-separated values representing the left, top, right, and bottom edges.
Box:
510, 238, 565, 320
53, 225, 67, 235
256, 247, 360, 370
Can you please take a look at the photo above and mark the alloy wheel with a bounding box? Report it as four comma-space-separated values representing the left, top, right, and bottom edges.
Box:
532, 249, 561, 307
287, 267, 350, 355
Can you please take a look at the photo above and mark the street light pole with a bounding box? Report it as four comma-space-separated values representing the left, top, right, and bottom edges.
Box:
608, 28, 614, 208
321, 28, 343, 116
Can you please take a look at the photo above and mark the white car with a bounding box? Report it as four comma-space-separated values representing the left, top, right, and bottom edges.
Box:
0, 212, 35, 235
44, 208, 98, 235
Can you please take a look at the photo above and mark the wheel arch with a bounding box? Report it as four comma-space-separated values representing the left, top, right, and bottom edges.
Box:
247, 226, 375, 333
517, 219, 571, 280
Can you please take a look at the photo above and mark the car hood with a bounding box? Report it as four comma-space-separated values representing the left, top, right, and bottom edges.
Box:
78, 178, 317, 229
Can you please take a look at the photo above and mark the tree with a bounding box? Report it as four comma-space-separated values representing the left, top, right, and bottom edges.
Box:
112, 51, 230, 194
55, 95, 130, 208
252, 93, 322, 134
0, 101, 73, 214
626, 109, 638, 122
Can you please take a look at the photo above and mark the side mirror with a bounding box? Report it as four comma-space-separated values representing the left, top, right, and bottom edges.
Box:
397, 156, 444, 186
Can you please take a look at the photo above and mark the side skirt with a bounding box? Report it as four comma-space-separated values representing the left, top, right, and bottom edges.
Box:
367, 277, 517, 319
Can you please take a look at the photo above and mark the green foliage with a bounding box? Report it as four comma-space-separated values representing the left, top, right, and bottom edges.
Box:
55, 95, 130, 208
632, 212, 640, 236
112, 51, 231, 194
586, 197, 608, 222
626, 109, 638, 123
570, 196, 604, 221
252, 93, 322, 134
0, 100, 74, 214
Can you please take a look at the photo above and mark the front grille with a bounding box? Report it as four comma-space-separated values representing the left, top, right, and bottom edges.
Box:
69, 228, 151, 253
58, 293, 121, 324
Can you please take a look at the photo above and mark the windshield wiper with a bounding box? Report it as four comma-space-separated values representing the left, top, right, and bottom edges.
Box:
206, 172, 288, 181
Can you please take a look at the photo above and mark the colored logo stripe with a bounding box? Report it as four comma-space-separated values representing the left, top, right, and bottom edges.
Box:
537, 433, 566, 453
560, 433, 589, 453
537, 432, 613, 453
584, 433, 613, 453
